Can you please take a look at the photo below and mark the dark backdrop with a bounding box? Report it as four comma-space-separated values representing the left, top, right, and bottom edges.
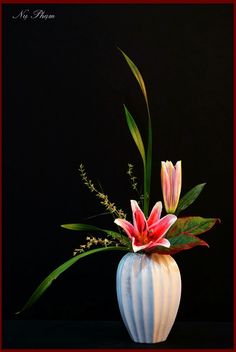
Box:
3, 4, 233, 323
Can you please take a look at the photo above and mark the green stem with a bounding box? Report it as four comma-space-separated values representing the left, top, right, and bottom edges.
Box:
143, 101, 152, 217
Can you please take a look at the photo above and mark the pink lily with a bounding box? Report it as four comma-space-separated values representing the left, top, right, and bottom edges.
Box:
161, 160, 182, 214
114, 200, 177, 253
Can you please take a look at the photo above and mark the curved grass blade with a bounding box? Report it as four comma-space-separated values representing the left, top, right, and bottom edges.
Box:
16, 246, 128, 314
61, 223, 131, 247
83, 212, 111, 220
119, 48, 152, 216
175, 183, 206, 216
118, 47, 148, 104
123, 105, 146, 167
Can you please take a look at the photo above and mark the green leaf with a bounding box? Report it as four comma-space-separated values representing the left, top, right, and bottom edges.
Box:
61, 223, 131, 247
119, 48, 152, 216
118, 48, 148, 104
169, 234, 207, 247
16, 246, 128, 314
149, 216, 220, 255
153, 234, 209, 255
175, 183, 206, 215
123, 105, 146, 167
62, 223, 104, 232
166, 216, 220, 238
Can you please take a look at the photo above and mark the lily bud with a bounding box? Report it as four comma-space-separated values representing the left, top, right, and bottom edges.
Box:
161, 161, 182, 214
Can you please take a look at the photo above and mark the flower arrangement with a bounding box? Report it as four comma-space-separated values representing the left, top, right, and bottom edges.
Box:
17, 49, 220, 314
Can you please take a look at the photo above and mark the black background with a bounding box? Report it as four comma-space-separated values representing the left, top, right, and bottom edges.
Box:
3, 4, 233, 324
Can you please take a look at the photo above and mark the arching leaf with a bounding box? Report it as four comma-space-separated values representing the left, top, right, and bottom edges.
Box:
16, 246, 128, 314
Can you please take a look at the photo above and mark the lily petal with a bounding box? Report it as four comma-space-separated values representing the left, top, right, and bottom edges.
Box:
150, 214, 177, 239
161, 162, 171, 213
147, 201, 162, 227
114, 218, 136, 240
148, 237, 170, 249
131, 237, 151, 253
173, 161, 182, 210
131, 200, 147, 235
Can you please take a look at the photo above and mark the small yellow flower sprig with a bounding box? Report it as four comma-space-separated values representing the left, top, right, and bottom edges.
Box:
73, 235, 119, 256
127, 163, 143, 206
127, 163, 139, 192
79, 164, 126, 219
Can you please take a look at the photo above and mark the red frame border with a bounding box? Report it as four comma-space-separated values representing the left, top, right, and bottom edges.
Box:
0, 1, 234, 351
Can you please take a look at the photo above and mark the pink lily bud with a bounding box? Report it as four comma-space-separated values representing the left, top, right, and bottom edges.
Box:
161, 161, 182, 214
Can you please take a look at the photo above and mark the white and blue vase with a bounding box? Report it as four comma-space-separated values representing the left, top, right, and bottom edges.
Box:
116, 252, 181, 343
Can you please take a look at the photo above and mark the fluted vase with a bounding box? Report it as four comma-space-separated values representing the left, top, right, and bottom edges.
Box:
116, 252, 181, 343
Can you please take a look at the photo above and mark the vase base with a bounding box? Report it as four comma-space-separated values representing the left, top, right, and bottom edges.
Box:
132, 337, 167, 344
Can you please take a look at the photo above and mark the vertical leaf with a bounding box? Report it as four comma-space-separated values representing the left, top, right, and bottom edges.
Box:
123, 105, 146, 167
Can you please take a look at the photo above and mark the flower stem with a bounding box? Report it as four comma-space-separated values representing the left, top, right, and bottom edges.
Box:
143, 101, 152, 217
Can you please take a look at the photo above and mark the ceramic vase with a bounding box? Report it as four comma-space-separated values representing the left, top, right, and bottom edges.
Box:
116, 252, 181, 343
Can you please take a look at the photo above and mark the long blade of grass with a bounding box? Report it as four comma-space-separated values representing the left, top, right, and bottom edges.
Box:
83, 212, 111, 220
119, 48, 153, 216
123, 105, 146, 167
118, 47, 148, 105
16, 246, 128, 314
